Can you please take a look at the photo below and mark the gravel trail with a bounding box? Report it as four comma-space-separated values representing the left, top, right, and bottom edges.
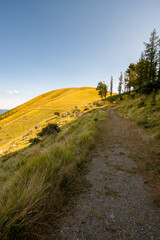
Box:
59, 110, 160, 240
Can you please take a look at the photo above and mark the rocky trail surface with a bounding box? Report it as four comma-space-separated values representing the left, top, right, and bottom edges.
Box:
58, 110, 160, 240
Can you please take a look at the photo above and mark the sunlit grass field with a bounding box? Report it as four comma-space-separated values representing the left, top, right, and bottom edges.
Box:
0, 87, 102, 154
0, 108, 108, 239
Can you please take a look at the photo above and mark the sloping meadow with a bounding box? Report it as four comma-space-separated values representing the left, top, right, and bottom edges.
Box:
0, 108, 107, 240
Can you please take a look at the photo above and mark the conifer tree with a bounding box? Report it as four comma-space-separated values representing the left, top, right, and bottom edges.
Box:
103, 82, 108, 99
144, 29, 159, 83
96, 81, 108, 99
118, 72, 123, 95
110, 76, 113, 96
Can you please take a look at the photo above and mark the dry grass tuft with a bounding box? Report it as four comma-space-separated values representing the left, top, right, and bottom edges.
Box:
0, 108, 108, 239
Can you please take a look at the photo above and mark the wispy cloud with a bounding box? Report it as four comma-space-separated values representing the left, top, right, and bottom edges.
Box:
5, 90, 19, 94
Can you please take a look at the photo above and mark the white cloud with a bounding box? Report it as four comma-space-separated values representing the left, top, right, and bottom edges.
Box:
5, 89, 19, 94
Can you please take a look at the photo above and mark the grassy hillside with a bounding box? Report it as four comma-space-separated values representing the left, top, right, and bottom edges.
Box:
108, 90, 160, 140
0, 108, 108, 239
0, 87, 103, 155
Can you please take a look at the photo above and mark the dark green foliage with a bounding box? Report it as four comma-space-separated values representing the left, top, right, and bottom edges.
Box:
54, 111, 60, 116
94, 117, 98, 121
124, 29, 160, 94
96, 81, 108, 99
106, 93, 125, 102
29, 138, 41, 145
125, 64, 137, 93
38, 123, 60, 137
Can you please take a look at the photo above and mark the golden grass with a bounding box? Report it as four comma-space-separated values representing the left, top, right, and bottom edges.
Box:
0, 108, 108, 239
0, 87, 105, 155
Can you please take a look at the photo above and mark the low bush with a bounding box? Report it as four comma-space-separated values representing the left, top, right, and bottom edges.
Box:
29, 138, 41, 145
54, 111, 60, 116
38, 123, 60, 137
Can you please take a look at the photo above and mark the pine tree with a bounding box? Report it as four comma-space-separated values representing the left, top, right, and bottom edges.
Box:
144, 29, 159, 83
96, 81, 108, 99
103, 82, 108, 99
110, 76, 113, 96
136, 53, 151, 93
118, 72, 123, 95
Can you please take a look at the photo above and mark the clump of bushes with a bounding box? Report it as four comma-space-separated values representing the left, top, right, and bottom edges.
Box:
106, 94, 122, 103
38, 123, 60, 137
29, 137, 41, 145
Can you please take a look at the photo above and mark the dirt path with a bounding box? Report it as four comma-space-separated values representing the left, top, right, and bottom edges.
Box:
59, 110, 160, 240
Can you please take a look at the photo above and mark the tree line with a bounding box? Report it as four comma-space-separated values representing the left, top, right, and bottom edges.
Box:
124, 29, 160, 94
97, 29, 160, 98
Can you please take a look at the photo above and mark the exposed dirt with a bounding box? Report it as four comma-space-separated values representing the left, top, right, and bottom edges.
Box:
58, 110, 160, 240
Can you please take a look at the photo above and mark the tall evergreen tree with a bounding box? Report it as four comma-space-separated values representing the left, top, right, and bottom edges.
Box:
118, 72, 123, 95
144, 29, 159, 83
136, 53, 150, 92
124, 29, 160, 94
110, 76, 113, 96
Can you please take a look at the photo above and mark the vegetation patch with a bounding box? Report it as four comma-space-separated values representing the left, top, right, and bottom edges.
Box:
37, 123, 60, 136
0, 108, 107, 240
115, 90, 160, 139
29, 137, 41, 145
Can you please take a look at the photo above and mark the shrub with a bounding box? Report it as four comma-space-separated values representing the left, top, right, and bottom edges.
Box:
29, 138, 40, 145
54, 111, 60, 116
38, 123, 60, 137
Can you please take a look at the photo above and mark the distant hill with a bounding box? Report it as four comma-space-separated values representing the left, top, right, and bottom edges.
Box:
0, 87, 103, 154
0, 109, 8, 115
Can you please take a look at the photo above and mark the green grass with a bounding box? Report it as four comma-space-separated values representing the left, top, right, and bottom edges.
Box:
0, 108, 108, 240
114, 90, 160, 139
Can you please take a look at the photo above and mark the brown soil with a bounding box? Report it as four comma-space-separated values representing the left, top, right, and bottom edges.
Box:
57, 109, 160, 240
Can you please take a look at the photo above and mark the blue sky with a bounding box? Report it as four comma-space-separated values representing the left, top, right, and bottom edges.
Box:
0, 0, 160, 109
